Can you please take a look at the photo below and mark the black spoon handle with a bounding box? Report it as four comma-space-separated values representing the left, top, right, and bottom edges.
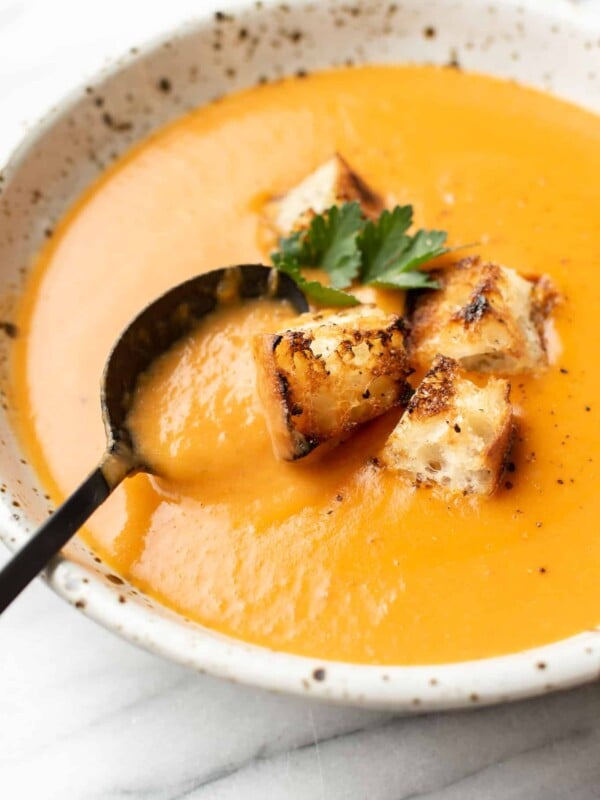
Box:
0, 454, 131, 614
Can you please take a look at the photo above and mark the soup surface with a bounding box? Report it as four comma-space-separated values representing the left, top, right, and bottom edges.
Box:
13, 66, 600, 665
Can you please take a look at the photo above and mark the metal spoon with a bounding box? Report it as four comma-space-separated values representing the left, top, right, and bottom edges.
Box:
0, 264, 308, 613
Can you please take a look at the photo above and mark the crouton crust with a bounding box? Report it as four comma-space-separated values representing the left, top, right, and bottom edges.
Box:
382, 354, 514, 496
409, 256, 559, 374
404, 354, 457, 419
330, 154, 383, 219
254, 306, 412, 460
263, 154, 384, 238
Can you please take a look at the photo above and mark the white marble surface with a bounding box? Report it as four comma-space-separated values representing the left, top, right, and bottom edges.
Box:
1, 1, 600, 798
3, 571, 600, 799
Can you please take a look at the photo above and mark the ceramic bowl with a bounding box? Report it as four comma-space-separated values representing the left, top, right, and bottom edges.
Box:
0, 0, 598, 711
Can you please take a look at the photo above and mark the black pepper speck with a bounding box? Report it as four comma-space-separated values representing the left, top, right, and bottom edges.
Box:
101, 112, 133, 132
0, 321, 18, 339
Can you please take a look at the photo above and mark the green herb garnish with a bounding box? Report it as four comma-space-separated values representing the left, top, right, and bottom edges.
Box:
271, 202, 447, 306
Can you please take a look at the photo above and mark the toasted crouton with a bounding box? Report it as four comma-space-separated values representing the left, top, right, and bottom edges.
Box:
253, 305, 412, 460
381, 355, 513, 495
409, 257, 559, 374
264, 154, 383, 236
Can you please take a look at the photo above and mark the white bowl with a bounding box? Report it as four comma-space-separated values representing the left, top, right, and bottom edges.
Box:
1, 0, 598, 711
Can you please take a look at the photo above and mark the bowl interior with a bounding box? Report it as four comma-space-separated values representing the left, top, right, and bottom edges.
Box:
0, 0, 598, 710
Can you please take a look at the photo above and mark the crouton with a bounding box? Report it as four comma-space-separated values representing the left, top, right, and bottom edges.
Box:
264, 154, 383, 236
409, 257, 559, 374
381, 355, 513, 495
253, 305, 412, 461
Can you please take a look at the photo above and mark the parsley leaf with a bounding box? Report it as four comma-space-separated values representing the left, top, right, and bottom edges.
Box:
358, 209, 446, 289
367, 268, 439, 290
357, 205, 413, 283
307, 203, 364, 288
272, 251, 360, 307
277, 202, 364, 289
270, 202, 447, 306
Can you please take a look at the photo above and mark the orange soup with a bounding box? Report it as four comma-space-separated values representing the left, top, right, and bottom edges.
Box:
12, 66, 600, 665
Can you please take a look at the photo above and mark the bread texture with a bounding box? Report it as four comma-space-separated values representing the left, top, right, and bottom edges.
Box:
264, 154, 383, 236
409, 257, 559, 374
253, 305, 412, 460
382, 355, 513, 495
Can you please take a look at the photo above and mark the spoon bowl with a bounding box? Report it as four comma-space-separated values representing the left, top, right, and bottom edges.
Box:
0, 264, 308, 613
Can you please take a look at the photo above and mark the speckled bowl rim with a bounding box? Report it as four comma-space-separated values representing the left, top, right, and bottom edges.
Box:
1, 0, 599, 711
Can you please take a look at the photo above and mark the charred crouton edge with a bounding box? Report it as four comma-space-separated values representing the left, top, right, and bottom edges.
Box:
264, 153, 384, 236
253, 306, 413, 461
382, 354, 513, 495
409, 256, 560, 374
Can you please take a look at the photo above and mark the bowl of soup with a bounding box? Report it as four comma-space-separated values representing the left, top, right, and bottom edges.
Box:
0, 0, 598, 710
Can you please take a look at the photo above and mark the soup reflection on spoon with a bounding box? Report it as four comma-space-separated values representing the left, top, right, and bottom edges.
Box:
0, 265, 308, 613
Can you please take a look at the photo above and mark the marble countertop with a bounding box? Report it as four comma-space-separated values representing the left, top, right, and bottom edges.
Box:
3, 570, 600, 800
1, 1, 600, 798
